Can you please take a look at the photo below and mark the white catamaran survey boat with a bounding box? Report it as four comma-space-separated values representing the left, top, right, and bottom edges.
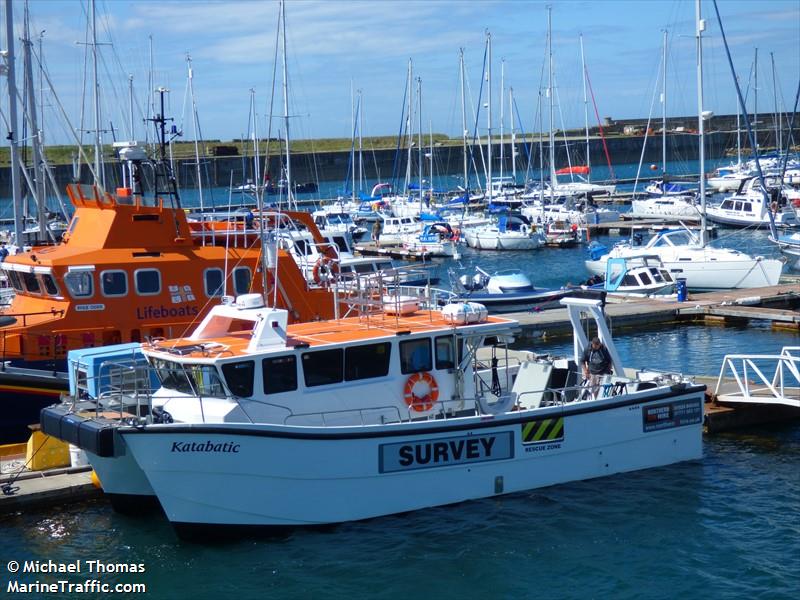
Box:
42, 294, 704, 534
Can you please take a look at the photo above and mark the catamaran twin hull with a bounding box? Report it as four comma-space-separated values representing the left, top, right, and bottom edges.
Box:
110, 386, 703, 528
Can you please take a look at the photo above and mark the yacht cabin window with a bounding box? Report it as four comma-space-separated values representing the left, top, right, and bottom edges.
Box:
135, 269, 161, 296
743, 202, 752, 212
345, 343, 391, 381
302, 348, 344, 387
221, 360, 255, 397
101, 270, 128, 297
204, 268, 224, 297
262, 355, 297, 394
400, 338, 432, 374
64, 271, 93, 298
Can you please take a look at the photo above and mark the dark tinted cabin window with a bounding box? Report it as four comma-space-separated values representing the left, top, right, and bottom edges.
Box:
101, 270, 127, 296
435, 335, 462, 370
639, 271, 652, 285
42, 274, 60, 296
8, 271, 23, 292
744, 202, 752, 212
135, 269, 161, 295
234, 267, 251, 295
302, 348, 343, 387
221, 361, 254, 397
262, 355, 297, 394
205, 268, 224, 297
345, 342, 391, 381
400, 338, 432, 374
22, 272, 40, 294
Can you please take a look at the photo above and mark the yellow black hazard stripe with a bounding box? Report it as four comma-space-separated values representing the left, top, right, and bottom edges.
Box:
521, 417, 564, 444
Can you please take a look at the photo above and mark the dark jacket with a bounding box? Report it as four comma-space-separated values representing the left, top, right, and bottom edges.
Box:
582, 345, 612, 375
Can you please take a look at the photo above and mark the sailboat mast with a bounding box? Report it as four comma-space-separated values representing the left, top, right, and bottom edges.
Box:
486, 30, 492, 202
547, 7, 556, 199
735, 76, 741, 165
90, 0, 104, 189
405, 59, 412, 195
753, 47, 758, 151
251, 88, 261, 204
5, 0, 23, 243
499, 58, 504, 182
770, 52, 781, 152
22, 2, 47, 239
186, 55, 204, 212
459, 48, 468, 194
350, 81, 356, 205
696, 0, 707, 246
510, 87, 516, 182
417, 76, 423, 208
280, 0, 293, 209
358, 89, 363, 193
661, 29, 667, 179
580, 33, 590, 182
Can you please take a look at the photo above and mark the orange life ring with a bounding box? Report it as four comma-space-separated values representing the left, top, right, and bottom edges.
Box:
403, 372, 439, 412
312, 256, 340, 285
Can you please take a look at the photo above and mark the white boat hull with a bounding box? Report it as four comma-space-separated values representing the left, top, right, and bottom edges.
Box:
586, 252, 783, 290
464, 231, 543, 251
119, 389, 703, 527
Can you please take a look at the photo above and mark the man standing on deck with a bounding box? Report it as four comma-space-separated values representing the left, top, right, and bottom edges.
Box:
582, 336, 612, 398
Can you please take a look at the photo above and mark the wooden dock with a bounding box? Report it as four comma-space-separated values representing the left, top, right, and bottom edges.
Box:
0, 465, 102, 515
504, 283, 800, 339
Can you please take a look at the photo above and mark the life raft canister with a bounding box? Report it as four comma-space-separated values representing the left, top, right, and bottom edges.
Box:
403, 372, 439, 412
312, 256, 340, 285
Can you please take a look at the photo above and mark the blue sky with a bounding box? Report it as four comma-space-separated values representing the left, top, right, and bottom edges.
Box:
4, 0, 799, 145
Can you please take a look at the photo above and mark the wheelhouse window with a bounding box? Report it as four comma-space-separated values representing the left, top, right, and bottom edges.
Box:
345, 342, 391, 381
150, 358, 226, 398
262, 355, 297, 394
204, 268, 224, 297
400, 338, 432, 374
42, 274, 60, 296
21, 272, 41, 294
135, 269, 161, 295
64, 271, 93, 298
233, 267, 251, 295
101, 270, 127, 297
7, 270, 23, 292
221, 360, 255, 397
435, 335, 462, 370
302, 348, 343, 387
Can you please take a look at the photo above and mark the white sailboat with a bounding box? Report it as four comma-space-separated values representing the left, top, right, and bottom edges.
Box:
586, 1, 783, 290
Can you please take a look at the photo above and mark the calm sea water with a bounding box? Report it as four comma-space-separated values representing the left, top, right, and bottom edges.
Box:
1, 157, 799, 598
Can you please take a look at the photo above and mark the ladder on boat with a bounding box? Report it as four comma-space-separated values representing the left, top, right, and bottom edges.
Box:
714, 346, 800, 409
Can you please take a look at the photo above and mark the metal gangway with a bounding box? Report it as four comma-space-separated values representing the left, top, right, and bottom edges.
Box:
714, 346, 800, 408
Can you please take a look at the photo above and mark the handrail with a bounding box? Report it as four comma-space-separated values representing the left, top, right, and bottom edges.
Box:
714, 346, 800, 407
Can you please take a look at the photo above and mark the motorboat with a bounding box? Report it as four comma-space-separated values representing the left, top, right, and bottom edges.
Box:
584, 228, 783, 290
705, 177, 799, 228
629, 194, 700, 220
41, 294, 704, 532
576, 255, 676, 297
464, 213, 544, 251
543, 220, 581, 247
312, 211, 369, 242
448, 267, 571, 312
400, 222, 461, 258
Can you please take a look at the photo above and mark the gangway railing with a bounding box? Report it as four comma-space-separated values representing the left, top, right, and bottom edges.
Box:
713, 346, 800, 408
